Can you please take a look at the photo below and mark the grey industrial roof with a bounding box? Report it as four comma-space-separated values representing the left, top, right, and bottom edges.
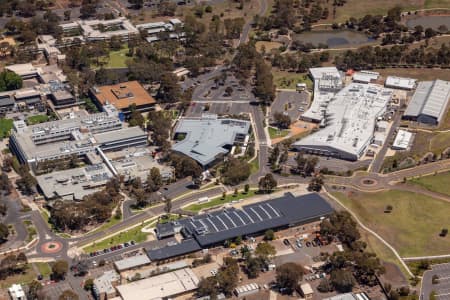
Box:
295, 83, 392, 159
93, 126, 147, 144
0, 95, 14, 106
172, 115, 250, 166
147, 239, 201, 260
404, 80, 450, 123
147, 193, 334, 260
114, 254, 151, 271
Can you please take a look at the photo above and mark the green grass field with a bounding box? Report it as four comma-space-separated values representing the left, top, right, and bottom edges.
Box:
84, 221, 152, 253
35, 262, 52, 278
89, 215, 122, 235
0, 118, 13, 139
98, 47, 131, 69
332, 190, 450, 257
0, 265, 36, 288
268, 126, 289, 139
273, 71, 313, 90
26, 115, 49, 125
409, 172, 450, 196
184, 190, 259, 212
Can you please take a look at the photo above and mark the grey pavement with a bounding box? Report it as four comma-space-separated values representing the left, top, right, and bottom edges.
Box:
422, 263, 450, 300
270, 91, 308, 122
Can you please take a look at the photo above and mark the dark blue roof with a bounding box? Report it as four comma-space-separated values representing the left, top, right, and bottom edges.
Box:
147, 239, 201, 260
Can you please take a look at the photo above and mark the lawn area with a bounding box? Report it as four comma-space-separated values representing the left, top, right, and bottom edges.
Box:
255, 41, 284, 53
26, 114, 49, 125
34, 262, 52, 277
184, 189, 259, 213
90, 215, 122, 235
331, 0, 440, 23
273, 71, 313, 90
158, 214, 181, 224
0, 118, 13, 139
83, 221, 152, 253
0, 265, 36, 288
409, 171, 450, 196
268, 126, 289, 139
332, 190, 450, 257
249, 156, 259, 174
97, 47, 131, 69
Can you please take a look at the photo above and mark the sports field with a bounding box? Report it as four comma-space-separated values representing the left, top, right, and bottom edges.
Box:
333, 190, 450, 257
410, 171, 450, 196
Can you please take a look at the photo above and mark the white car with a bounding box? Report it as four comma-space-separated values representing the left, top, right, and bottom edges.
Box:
210, 269, 218, 276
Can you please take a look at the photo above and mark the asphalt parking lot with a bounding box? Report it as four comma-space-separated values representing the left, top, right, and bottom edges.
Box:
270, 91, 309, 122
186, 102, 252, 117
422, 263, 450, 300
42, 281, 73, 300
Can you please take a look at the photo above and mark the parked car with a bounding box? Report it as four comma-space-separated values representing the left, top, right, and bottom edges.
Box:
283, 239, 290, 246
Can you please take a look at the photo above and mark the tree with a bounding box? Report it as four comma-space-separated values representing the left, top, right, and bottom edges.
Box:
244, 184, 250, 193
27, 280, 44, 300
216, 258, 239, 295
0, 223, 9, 242
63, 10, 71, 21
440, 228, 448, 237
221, 158, 251, 186
273, 112, 291, 129
276, 263, 304, 292
129, 0, 143, 9
307, 174, 324, 192
330, 269, 356, 292
58, 290, 79, 300
255, 242, 276, 259
258, 173, 277, 193
264, 229, 275, 241
84, 278, 94, 290
157, 72, 181, 103
197, 277, 218, 298
245, 256, 264, 278
52, 260, 69, 280
317, 278, 333, 293
128, 104, 145, 128
0, 71, 23, 92
164, 198, 172, 214
147, 167, 163, 192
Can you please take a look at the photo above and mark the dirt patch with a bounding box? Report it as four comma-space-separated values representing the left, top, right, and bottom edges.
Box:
380, 262, 408, 288
271, 120, 315, 144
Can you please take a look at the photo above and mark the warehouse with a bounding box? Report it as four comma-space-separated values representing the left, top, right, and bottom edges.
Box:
385, 76, 416, 90
403, 79, 450, 125
294, 83, 393, 161
392, 130, 413, 150
147, 192, 333, 260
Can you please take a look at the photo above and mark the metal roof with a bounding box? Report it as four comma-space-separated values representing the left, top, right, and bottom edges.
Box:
172, 115, 250, 166
114, 254, 151, 271
147, 193, 334, 260
404, 80, 450, 123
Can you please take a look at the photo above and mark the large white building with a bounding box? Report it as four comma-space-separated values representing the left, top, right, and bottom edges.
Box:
294, 82, 393, 161
301, 67, 343, 124
403, 79, 450, 125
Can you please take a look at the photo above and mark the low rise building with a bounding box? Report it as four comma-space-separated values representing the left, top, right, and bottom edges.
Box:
65, 17, 139, 41
48, 90, 76, 108
93, 126, 148, 152
392, 129, 413, 150
385, 76, 416, 90
300, 283, 314, 300
403, 79, 450, 125
116, 268, 199, 300
172, 114, 250, 167
352, 71, 379, 84
136, 19, 185, 43
35, 163, 114, 200
90, 81, 156, 114
234, 283, 259, 298
8, 284, 26, 300
112, 154, 173, 182
147, 192, 334, 260
93, 270, 120, 300
294, 83, 393, 161
114, 254, 151, 272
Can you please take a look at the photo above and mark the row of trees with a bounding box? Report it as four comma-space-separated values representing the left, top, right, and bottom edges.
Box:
232, 43, 275, 104
318, 211, 385, 293
49, 178, 121, 231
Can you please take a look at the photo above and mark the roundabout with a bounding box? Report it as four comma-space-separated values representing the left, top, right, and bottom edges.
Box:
41, 241, 63, 254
